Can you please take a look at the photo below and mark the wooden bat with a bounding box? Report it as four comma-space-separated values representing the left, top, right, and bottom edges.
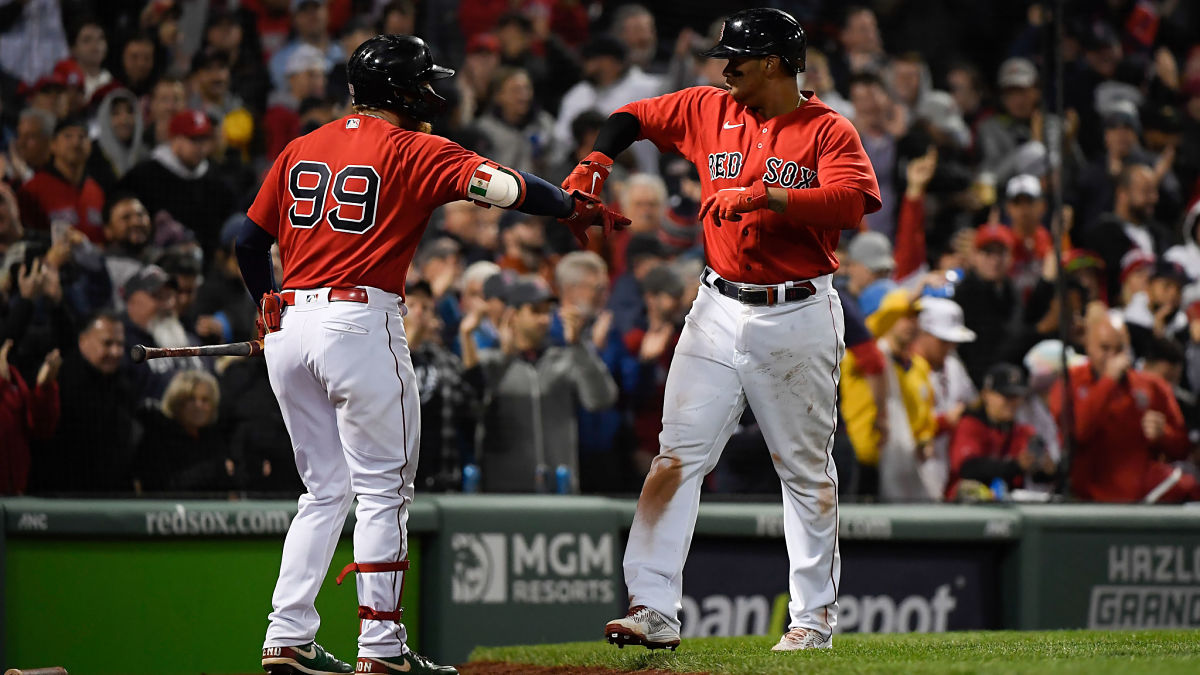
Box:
130, 340, 264, 363
4, 668, 70, 675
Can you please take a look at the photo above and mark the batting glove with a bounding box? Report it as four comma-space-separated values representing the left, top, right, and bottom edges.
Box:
561, 151, 615, 197
257, 291, 284, 339
698, 181, 770, 226
560, 190, 631, 246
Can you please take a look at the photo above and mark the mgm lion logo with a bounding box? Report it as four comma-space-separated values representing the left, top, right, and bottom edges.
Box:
451, 533, 507, 603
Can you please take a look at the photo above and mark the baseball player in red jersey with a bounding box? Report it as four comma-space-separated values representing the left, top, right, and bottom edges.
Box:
236, 35, 627, 675
570, 9, 881, 652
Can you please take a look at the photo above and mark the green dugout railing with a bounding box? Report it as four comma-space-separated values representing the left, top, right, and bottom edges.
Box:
2, 497, 1197, 673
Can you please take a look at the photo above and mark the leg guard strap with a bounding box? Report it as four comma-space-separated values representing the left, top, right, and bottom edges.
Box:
335, 559, 410, 585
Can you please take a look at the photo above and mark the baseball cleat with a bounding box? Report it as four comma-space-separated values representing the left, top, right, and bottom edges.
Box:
771, 627, 833, 651
356, 652, 458, 674
604, 605, 681, 650
262, 641, 354, 674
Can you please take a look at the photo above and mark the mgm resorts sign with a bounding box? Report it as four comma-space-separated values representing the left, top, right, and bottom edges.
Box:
450, 531, 616, 605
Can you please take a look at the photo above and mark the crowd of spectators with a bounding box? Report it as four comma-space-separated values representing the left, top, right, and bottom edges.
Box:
2, 0, 1199, 504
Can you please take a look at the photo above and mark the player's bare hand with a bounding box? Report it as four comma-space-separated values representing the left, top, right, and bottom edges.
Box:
36, 348, 62, 387
39, 264, 62, 303
458, 307, 484, 337
591, 309, 613, 349
262, 459, 272, 477
698, 181, 768, 226
225, 458, 236, 477
916, 441, 934, 462
195, 315, 225, 339
905, 147, 938, 198
639, 322, 674, 363
946, 402, 966, 427
0, 339, 11, 383
674, 27, 697, 56
1154, 46, 1180, 91
1142, 410, 1167, 442
16, 260, 43, 300
562, 151, 614, 198
498, 307, 516, 355
1105, 350, 1131, 381
872, 413, 890, 447
561, 305, 586, 345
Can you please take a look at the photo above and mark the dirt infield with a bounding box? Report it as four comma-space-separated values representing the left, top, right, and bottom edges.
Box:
459, 663, 705, 675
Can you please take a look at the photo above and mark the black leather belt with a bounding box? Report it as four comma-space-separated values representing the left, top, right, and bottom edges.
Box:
701, 268, 817, 306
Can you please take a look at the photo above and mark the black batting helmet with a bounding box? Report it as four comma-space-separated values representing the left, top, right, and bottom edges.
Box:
703, 8, 807, 73
346, 35, 455, 121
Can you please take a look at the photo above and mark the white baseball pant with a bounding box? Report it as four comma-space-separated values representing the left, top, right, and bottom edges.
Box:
623, 275, 844, 636
261, 286, 420, 658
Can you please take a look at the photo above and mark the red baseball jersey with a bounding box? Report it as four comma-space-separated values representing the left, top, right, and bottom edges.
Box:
17, 168, 106, 243
617, 87, 881, 284
247, 114, 490, 296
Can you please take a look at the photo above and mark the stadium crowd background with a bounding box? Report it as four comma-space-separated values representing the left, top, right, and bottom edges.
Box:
1, 0, 1199, 504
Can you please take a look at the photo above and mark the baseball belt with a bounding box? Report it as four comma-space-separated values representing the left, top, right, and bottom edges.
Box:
701, 267, 816, 306
279, 287, 370, 306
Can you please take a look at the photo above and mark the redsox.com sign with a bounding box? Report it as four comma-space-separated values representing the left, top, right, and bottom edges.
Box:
451, 531, 616, 605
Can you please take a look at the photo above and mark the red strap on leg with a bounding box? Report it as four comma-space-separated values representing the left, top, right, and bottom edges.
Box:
337, 560, 411, 631
335, 559, 410, 585
358, 605, 403, 622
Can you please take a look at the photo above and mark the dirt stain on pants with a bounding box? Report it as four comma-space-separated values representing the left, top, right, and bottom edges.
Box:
636, 452, 682, 528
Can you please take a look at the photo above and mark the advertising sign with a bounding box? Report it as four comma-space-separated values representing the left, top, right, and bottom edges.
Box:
680, 539, 1003, 637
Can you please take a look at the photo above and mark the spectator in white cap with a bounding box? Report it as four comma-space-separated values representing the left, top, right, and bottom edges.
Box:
268, 0, 340, 91
843, 231, 896, 315
976, 57, 1040, 179
915, 90, 971, 151
909, 296, 979, 499
264, 43, 328, 159
1004, 174, 1051, 299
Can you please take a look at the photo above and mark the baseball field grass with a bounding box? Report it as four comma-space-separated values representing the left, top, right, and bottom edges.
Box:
465, 629, 1200, 674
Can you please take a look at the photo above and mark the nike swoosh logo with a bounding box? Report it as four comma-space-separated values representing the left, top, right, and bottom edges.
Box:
293, 645, 317, 659
723, 121, 744, 129
591, 171, 601, 193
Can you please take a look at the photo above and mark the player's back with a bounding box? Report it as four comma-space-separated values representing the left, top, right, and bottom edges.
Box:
258, 114, 479, 296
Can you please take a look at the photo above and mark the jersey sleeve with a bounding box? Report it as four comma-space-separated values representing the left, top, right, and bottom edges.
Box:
816, 115, 883, 215
615, 87, 711, 157
393, 132, 491, 206
246, 153, 287, 237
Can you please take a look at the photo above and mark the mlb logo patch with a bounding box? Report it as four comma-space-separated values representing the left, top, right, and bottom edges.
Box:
346, 118, 360, 129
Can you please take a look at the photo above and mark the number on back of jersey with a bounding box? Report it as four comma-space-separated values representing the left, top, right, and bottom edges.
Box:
287, 160, 380, 234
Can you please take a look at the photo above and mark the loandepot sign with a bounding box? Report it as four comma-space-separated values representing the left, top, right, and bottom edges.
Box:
1088, 545, 1200, 628
451, 532, 615, 604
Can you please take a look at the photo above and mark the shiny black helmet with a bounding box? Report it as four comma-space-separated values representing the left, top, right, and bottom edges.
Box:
702, 8, 807, 73
346, 34, 455, 121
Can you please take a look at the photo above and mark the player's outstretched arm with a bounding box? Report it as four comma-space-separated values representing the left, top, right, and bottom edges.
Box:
467, 159, 629, 247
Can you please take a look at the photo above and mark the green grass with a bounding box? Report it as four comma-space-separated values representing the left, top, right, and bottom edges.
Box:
469, 630, 1200, 674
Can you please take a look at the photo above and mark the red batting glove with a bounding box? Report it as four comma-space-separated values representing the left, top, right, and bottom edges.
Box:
698, 181, 770, 226
560, 190, 631, 246
258, 291, 284, 338
561, 151, 615, 197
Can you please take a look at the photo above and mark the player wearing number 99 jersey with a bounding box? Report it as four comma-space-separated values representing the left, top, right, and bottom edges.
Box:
236, 35, 627, 675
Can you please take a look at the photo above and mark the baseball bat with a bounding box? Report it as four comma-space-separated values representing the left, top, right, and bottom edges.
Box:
130, 340, 264, 363
4, 668, 70, 675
